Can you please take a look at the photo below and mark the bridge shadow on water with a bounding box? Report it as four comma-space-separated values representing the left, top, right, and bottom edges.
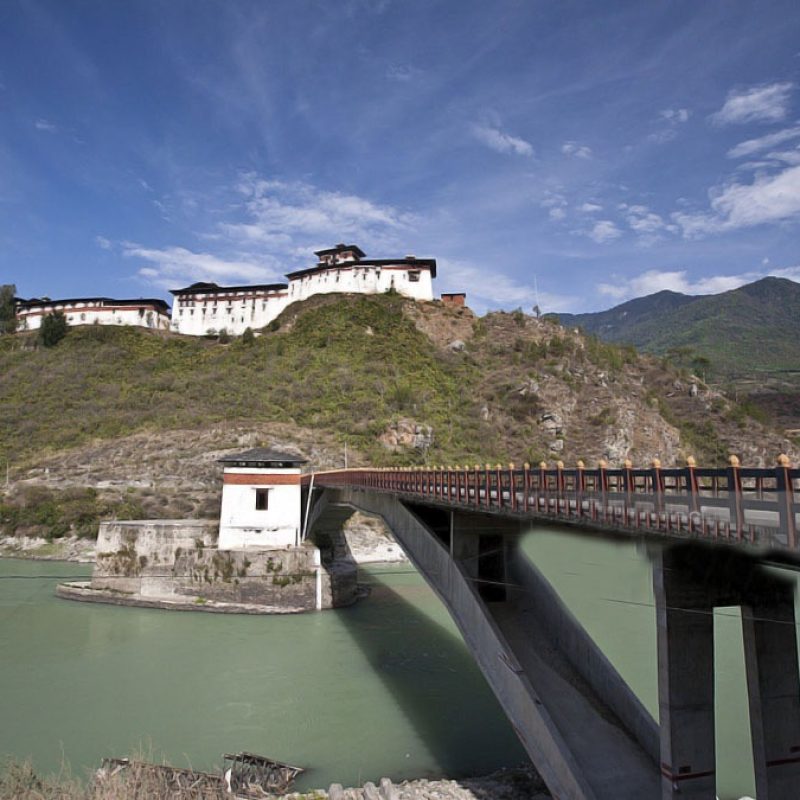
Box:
324, 533, 528, 782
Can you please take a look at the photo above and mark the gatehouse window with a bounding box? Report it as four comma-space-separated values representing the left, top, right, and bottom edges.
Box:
255, 489, 269, 510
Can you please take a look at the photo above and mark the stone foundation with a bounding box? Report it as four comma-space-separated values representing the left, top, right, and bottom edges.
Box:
60, 519, 357, 612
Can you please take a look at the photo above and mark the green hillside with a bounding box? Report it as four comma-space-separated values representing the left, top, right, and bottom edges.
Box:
2, 291, 798, 542
0, 291, 794, 484
0, 295, 478, 466
555, 277, 800, 380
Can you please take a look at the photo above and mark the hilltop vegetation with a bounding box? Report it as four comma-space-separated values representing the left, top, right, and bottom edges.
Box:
1, 292, 796, 540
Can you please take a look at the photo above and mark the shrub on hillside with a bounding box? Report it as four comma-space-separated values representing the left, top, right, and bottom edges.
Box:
39, 311, 68, 347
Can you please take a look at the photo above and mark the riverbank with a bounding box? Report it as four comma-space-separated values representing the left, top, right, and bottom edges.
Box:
0, 511, 407, 566
0, 534, 95, 562
0, 760, 548, 800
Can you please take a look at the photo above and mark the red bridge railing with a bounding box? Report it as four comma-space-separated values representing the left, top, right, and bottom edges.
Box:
304, 455, 800, 553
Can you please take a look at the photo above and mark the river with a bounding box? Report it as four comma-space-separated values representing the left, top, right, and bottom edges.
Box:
2, 525, 791, 798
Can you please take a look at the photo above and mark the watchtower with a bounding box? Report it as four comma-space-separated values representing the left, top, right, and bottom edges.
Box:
218, 448, 307, 549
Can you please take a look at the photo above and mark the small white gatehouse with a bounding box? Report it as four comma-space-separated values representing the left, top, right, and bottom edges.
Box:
217, 448, 307, 549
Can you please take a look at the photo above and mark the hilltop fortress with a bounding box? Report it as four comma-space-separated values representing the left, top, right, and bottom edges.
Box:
15, 243, 461, 337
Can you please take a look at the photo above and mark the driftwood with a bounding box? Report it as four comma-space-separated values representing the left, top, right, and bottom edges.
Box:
97, 752, 304, 798
223, 752, 305, 797
97, 758, 226, 796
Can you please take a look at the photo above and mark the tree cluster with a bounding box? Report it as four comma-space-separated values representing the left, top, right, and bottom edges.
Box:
0, 284, 16, 334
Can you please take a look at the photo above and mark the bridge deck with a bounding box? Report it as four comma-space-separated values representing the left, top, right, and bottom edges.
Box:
304, 462, 800, 557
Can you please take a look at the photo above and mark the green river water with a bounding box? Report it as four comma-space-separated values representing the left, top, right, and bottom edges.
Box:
2, 526, 793, 798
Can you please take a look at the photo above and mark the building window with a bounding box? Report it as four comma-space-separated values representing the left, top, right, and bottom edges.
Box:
255, 489, 269, 510
408, 271, 420, 282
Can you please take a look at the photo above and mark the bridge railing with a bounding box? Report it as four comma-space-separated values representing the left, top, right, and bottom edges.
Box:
304, 455, 800, 553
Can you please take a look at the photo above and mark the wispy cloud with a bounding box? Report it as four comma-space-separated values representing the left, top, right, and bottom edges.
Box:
711, 82, 794, 125
561, 141, 592, 159
225, 175, 415, 247
588, 220, 622, 243
648, 107, 691, 143
660, 108, 690, 123
579, 202, 603, 213
472, 123, 533, 157
619, 203, 678, 242
727, 125, 800, 158
34, 119, 57, 132
385, 64, 422, 82
598, 263, 800, 301
439, 258, 576, 314
123, 244, 282, 290
541, 190, 567, 221
94, 235, 112, 250
672, 164, 800, 236
130, 174, 419, 289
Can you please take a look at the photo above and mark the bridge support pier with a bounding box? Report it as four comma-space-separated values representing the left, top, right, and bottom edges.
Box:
654, 551, 716, 799
743, 584, 800, 799
654, 546, 800, 800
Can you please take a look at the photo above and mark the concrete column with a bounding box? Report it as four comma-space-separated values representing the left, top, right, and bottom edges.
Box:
654, 552, 717, 800
742, 587, 800, 800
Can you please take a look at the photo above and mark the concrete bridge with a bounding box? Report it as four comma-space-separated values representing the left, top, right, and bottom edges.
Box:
302, 457, 800, 800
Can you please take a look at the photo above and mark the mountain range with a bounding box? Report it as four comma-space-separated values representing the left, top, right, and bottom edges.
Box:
553, 277, 800, 382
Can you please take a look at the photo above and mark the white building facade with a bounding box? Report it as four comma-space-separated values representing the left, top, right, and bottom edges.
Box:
15, 297, 171, 332
169, 282, 290, 337
169, 244, 437, 336
217, 449, 307, 550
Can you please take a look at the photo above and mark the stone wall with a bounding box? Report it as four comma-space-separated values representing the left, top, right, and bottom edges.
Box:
92, 519, 356, 611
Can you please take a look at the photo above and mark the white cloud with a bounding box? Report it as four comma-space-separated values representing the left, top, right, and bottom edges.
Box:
94, 235, 112, 250
767, 147, 800, 165
561, 141, 592, 159
549, 207, 567, 221
34, 119, 57, 132
130, 174, 422, 290
660, 108, 690, 123
597, 264, 800, 302
588, 220, 622, 243
619, 204, 678, 241
439, 258, 576, 314
673, 164, 800, 236
711, 82, 794, 125
472, 124, 533, 157
123, 244, 282, 290
727, 126, 800, 158
225, 175, 415, 248
579, 202, 603, 213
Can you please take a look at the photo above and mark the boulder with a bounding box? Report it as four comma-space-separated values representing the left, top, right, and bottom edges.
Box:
379, 418, 434, 451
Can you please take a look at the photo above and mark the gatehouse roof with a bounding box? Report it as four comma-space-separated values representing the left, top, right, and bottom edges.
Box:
218, 448, 307, 468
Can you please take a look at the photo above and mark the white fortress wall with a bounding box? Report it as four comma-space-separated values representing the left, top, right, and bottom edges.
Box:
17, 301, 171, 332
287, 262, 434, 304
171, 288, 290, 336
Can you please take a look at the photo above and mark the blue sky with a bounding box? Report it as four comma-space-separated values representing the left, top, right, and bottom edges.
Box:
2, 0, 800, 313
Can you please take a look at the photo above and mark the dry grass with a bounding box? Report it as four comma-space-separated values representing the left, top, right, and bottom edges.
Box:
0, 758, 228, 799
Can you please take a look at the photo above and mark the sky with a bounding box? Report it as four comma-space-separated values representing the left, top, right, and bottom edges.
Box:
1, 0, 800, 314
